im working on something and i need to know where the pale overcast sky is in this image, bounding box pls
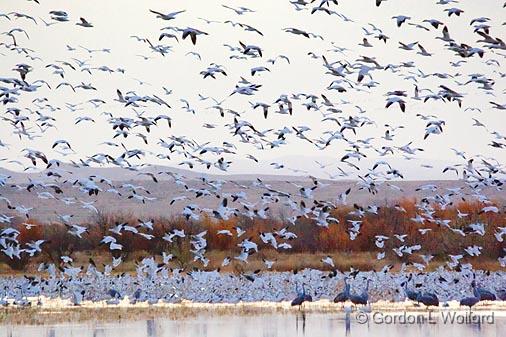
[1,0,505,180]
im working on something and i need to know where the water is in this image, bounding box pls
[0,312,504,337]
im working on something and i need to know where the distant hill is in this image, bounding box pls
[1,164,504,224]
[0,163,319,184]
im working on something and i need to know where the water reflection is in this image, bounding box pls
[345,311,351,335]
[93,326,106,337]
[0,312,504,337]
[146,319,156,337]
[295,311,306,334]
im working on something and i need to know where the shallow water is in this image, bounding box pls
[1,312,505,337]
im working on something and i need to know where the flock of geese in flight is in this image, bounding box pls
[0,0,506,308]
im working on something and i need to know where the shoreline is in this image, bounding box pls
[2,298,506,325]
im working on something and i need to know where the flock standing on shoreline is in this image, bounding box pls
[0,0,505,306]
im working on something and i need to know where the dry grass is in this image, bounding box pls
[3,300,506,325]
[0,305,290,325]
[1,199,504,274]
[1,250,503,276]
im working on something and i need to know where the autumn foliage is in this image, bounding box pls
[1,199,504,271]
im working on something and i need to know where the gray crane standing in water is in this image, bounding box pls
[401,274,420,303]
[291,283,312,309]
[349,278,371,307]
[460,282,481,312]
[334,276,350,305]
[498,289,506,301]
[416,291,439,308]
[471,279,496,301]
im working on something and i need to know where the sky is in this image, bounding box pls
[0,0,505,180]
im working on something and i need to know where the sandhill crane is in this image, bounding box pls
[416,292,439,309]
[349,278,371,307]
[472,278,496,301]
[460,282,481,312]
[497,289,506,301]
[333,277,350,305]
[402,274,420,302]
[291,283,312,309]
